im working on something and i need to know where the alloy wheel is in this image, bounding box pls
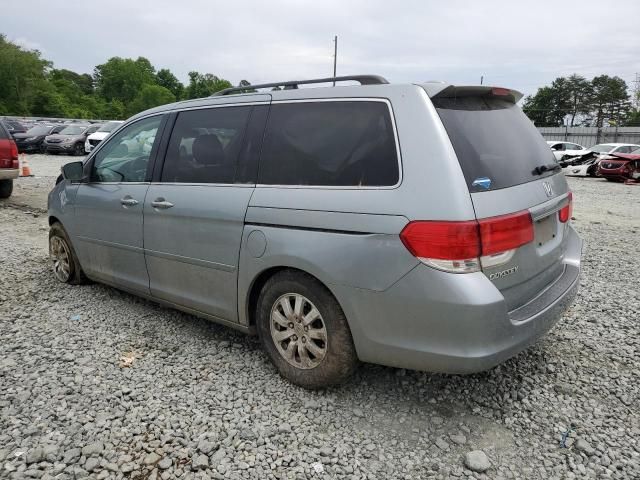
[269,293,327,369]
[50,236,71,282]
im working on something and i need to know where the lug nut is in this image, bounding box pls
[302,336,307,343]
[292,335,298,341]
[304,326,309,332]
[288,323,294,328]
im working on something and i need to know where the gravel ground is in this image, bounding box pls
[1,164,639,479]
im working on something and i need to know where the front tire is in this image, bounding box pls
[0,179,13,199]
[74,143,85,156]
[49,222,89,284]
[256,270,358,389]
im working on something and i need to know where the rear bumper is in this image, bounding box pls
[0,169,19,180]
[332,226,583,374]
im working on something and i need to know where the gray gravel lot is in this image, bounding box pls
[1,157,639,479]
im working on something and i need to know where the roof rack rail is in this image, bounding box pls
[213,75,389,96]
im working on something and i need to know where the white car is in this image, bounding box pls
[85,121,124,153]
[562,156,599,177]
[587,143,640,156]
[547,141,586,161]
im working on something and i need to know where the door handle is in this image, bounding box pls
[151,198,174,209]
[120,197,139,207]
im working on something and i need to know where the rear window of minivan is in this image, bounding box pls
[433,95,557,192]
[258,101,399,187]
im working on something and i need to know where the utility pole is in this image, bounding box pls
[333,36,338,86]
[633,72,640,109]
[480,75,483,85]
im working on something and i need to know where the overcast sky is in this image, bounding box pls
[2,0,639,97]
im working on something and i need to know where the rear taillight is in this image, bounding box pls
[10,140,19,168]
[400,210,533,273]
[558,192,573,223]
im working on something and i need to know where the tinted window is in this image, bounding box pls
[0,122,9,140]
[161,106,251,184]
[91,116,161,182]
[434,96,557,191]
[258,101,399,186]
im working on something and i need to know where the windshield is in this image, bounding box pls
[97,121,122,133]
[433,95,557,191]
[26,125,51,136]
[590,144,614,153]
[59,125,87,135]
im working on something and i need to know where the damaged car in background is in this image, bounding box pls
[597,147,640,182]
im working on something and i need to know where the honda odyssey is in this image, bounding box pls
[48,75,583,388]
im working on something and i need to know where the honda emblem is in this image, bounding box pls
[543,181,553,197]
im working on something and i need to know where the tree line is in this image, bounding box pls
[522,74,640,127]
[2,33,639,126]
[0,34,241,120]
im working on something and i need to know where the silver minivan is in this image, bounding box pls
[48,75,582,388]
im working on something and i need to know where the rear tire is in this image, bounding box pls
[49,222,89,285]
[256,270,358,389]
[0,179,13,199]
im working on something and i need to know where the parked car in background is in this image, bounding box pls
[547,141,585,161]
[44,124,100,155]
[1,118,27,137]
[49,75,582,388]
[13,124,66,153]
[597,147,640,182]
[589,143,640,156]
[85,121,124,153]
[0,121,19,198]
[562,154,600,177]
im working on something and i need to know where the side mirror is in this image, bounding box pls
[61,161,85,182]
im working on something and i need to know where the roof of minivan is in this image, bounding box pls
[128,80,523,122]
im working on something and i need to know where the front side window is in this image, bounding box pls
[91,115,161,183]
[161,106,251,184]
[258,101,399,187]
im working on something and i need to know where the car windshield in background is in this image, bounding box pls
[630,147,640,155]
[26,126,51,136]
[59,125,87,135]
[590,144,614,153]
[97,122,121,133]
[433,95,557,192]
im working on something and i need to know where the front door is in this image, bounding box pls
[73,115,164,293]
[144,104,268,321]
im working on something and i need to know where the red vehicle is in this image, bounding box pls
[0,121,20,198]
[597,148,640,182]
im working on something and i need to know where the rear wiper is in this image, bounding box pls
[532,163,561,175]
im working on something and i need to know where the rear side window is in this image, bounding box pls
[434,96,557,192]
[258,101,399,186]
[161,106,251,184]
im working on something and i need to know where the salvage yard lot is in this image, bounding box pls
[1,155,639,479]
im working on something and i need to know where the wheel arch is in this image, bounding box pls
[244,266,344,330]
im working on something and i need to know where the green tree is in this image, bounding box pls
[94,56,157,104]
[156,68,183,99]
[589,75,630,127]
[127,84,175,116]
[522,85,568,127]
[564,74,593,126]
[0,34,51,115]
[184,71,232,99]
